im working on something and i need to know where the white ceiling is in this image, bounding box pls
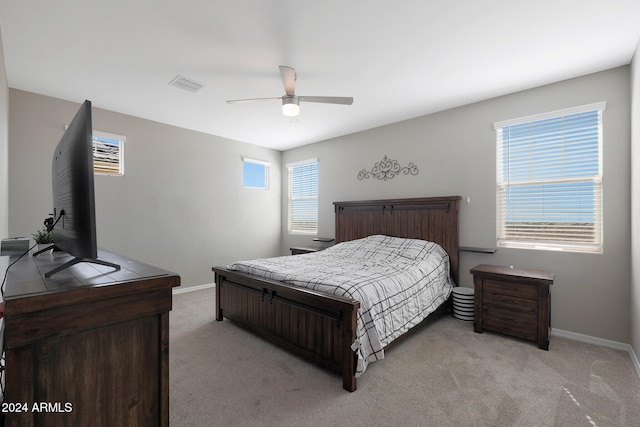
[1,1,639,151]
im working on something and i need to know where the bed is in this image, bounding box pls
[213,196,460,391]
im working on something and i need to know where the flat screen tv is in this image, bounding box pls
[33,100,120,277]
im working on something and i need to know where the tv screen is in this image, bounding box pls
[35,100,119,277]
[52,100,97,258]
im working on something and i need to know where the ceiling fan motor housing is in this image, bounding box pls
[282,95,300,116]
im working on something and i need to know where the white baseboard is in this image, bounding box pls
[552,328,640,379]
[173,282,215,295]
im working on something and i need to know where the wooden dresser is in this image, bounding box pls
[471,264,554,350]
[2,249,180,426]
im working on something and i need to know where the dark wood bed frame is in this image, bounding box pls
[213,196,461,391]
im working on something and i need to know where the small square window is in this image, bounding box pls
[93,130,125,176]
[243,158,269,190]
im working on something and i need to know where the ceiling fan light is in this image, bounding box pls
[282,97,300,117]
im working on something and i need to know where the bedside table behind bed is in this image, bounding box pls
[471,264,554,350]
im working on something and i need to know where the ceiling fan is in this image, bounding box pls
[226,65,353,117]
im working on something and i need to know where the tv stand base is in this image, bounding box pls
[44,257,121,278]
[33,245,121,277]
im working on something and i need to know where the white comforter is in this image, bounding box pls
[227,234,454,376]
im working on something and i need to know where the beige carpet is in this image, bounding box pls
[170,288,640,426]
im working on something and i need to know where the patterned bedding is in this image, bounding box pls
[227,234,454,376]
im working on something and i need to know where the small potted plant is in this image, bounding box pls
[32,226,54,247]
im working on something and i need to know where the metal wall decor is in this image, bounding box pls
[357,155,419,181]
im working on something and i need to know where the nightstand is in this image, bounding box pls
[290,246,324,255]
[471,264,554,350]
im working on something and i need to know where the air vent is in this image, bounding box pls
[169,75,205,93]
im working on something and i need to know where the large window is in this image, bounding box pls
[495,102,605,253]
[287,158,318,234]
[93,131,125,176]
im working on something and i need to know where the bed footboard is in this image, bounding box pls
[213,267,361,392]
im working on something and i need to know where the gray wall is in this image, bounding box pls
[283,67,631,344]
[0,27,8,282]
[631,43,640,362]
[8,90,282,287]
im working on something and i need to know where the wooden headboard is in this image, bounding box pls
[334,196,461,285]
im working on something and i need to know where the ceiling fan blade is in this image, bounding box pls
[279,65,296,96]
[299,96,353,105]
[226,97,281,104]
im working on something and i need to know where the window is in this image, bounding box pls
[287,158,318,234]
[93,131,125,176]
[243,158,269,189]
[495,102,605,253]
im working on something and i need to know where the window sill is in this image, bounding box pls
[497,241,602,254]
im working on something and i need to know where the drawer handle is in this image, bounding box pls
[499,316,518,324]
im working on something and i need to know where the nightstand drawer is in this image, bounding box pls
[483,292,538,313]
[484,279,538,299]
[483,306,537,341]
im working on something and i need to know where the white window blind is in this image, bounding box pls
[243,157,269,189]
[495,102,605,253]
[93,131,125,176]
[287,159,318,234]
